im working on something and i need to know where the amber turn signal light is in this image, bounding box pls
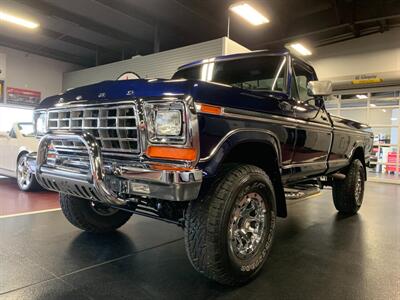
[146,146,197,161]
[198,103,222,115]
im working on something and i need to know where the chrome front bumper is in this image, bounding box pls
[31,132,202,205]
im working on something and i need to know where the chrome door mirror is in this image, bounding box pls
[307,81,332,96]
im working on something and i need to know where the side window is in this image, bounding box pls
[293,62,316,104]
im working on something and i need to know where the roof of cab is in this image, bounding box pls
[177,48,310,71]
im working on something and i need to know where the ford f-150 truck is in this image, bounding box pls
[30,50,373,285]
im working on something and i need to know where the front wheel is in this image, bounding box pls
[184,164,276,286]
[17,153,41,191]
[332,159,365,215]
[60,194,133,233]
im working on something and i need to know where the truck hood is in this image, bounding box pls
[37,78,287,111]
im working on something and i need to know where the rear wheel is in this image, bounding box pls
[16,153,41,191]
[60,194,133,233]
[332,159,365,214]
[184,164,276,286]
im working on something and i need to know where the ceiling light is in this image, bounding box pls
[0,11,39,29]
[391,117,398,121]
[370,103,376,107]
[229,2,269,26]
[289,43,312,56]
[356,94,368,99]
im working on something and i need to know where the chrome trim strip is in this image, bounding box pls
[281,159,349,170]
[333,126,369,135]
[209,105,368,134]
[222,107,298,128]
[282,161,327,169]
[213,106,333,132]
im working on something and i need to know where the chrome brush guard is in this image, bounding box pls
[35,132,202,205]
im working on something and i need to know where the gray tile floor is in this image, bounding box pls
[1,182,399,299]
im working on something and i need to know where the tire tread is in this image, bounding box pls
[60,194,132,233]
[184,164,274,285]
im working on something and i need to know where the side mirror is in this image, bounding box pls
[307,81,332,96]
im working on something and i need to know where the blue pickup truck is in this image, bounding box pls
[31,49,373,285]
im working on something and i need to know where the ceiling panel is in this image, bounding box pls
[0,0,398,66]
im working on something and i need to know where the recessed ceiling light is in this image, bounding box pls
[0,11,39,29]
[289,43,312,56]
[356,94,368,99]
[229,2,269,26]
[370,103,376,107]
[391,117,398,121]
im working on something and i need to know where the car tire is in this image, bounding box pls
[16,153,41,192]
[184,164,276,286]
[332,159,365,215]
[60,193,133,233]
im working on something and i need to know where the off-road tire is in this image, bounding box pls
[184,164,276,286]
[60,194,133,233]
[332,159,365,214]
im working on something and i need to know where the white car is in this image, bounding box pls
[0,122,41,191]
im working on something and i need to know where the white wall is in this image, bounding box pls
[0,46,80,101]
[63,37,250,90]
[0,46,80,130]
[223,38,251,55]
[310,28,400,81]
[63,30,400,92]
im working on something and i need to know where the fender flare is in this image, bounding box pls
[199,128,282,166]
[348,142,367,178]
[198,128,287,217]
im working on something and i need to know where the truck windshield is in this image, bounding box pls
[172,55,287,92]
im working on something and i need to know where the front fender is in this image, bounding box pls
[198,128,281,177]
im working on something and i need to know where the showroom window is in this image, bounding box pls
[327,88,400,181]
[0,106,34,132]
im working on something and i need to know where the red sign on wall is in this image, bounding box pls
[6,87,41,107]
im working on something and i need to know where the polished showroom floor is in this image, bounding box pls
[0,177,59,216]
[0,180,399,299]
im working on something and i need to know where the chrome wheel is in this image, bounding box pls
[354,170,363,206]
[90,201,119,216]
[228,192,267,260]
[17,155,32,190]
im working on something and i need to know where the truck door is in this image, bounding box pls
[289,60,333,180]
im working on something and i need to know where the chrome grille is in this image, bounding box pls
[47,104,140,155]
